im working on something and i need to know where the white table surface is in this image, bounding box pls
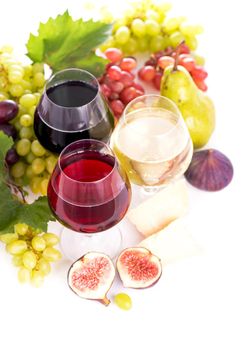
[0,1,244,349]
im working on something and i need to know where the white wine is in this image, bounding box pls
[111,107,193,187]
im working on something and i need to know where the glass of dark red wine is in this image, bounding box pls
[34,68,114,154]
[47,139,131,260]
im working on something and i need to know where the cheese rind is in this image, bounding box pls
[128,179,189,236]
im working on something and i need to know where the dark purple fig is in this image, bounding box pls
[0,100,19,123]
[185,149,233,191]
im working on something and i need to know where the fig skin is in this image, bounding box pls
[117,247,162,289]
[185,148,233,191]
[67,252,115,306]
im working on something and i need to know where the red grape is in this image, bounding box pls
[5,148,19,166]
[108,65,122,81]
[105,48,123,63]
[119,57,137,71]
[191,66,208,80]
[193,78,208,92]
[132,82,145,93]
[135,90,144,98]
[144,57,157,67]
[153,72,162,90]
[0,123,17,139]
[138,66,156,81]
[0,100,19,124]
[109,92,119,101]
[109,81,124,93]
[178,44,190,54]
[158,56,174,69]
[120,87,137,104]
[110,100,125,115]
[120,71,134,87]
[100,83,112,97]
[179,54,195,72]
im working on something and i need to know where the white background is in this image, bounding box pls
[0,1,245,349]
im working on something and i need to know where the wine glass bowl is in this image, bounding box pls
[47,139,131,234]
[110,94,193,191]
[34,68,114,153]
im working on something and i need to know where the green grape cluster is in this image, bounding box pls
[0,46,58,195]
[100,0,203,54]
[0,223,62,287]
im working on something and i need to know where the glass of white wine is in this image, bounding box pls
[110,94,193,194]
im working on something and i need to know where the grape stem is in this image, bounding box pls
[173,41,185,71]
[6,180,27,203]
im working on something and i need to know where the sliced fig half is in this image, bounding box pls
[67,252,115,305]
[117,247,162,288]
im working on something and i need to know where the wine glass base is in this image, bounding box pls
[60,226,123,262]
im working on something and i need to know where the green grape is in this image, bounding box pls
[23,65,33,77]
[122,37,138,54]
[115,26,130,44]
[30,176,42,194]
[17,104,27,117]
[31,158,45,175]
[21,80,32,91]
[42,233,60,246]
[146,9,160,22]
[149,35,165,52]
[131,19,146,37]
[16,138,31,156]
[114,293,132,310]
[14,223,29,235]
[40,178,49,196]
[31,140,46,157]
[0,44,13,53]
[43,247,62,262]
[12,255,23,267]
[192,53,205,66]
[6,240,27,255]
[25,151,35,164]
[22,250,37,270]
[28,105,36,117]
[32,236,46,252]
[8,71,23,84]
[37,258,51,276]
[0,232,18,244]
[154,2,172,13]
[19,126,33,139]
[45,155,57,174]
[32,63,44,74]
[18,267,31,283]
[8,64,24,75]
[33,92,41,103]
[20,114,33,127]
[33,72,45,88]
[31,270,44,287]
[9,84,24,97]
[145,19,160,36]
[0,92,8,101]
[14,120,22,132]
[180,24,203,36]
[185,35,198,50]
[137,38,150,52]
[169,31,185,47]
[25,165,34,179]
[19,93,36,108]
[10,161,26,178]
[113,18,127,32]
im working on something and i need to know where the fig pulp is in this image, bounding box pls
[117,247,162,288]
[67,252,115,305]
[185,149,233,191]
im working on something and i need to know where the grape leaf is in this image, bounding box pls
[0,132,55,235]
[26,10,111,77]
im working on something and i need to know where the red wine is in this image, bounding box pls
[34,80,114,153]
[48,151,131,233]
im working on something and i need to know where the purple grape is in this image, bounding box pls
[0,100,19,124]
[5,148,19,166]
[0,123,17,139]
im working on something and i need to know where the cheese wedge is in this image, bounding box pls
[139,218,203,264]
[128,179,189,236]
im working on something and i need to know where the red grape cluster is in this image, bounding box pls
[100,48,145,119]
[138,44,208,91]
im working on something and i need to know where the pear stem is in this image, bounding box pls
[173,41,185,71]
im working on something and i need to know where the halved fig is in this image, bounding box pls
[117,247,162,288]
[67,252,115,305]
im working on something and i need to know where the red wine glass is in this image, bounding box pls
[47,139,131,260]
[34,68,114,154]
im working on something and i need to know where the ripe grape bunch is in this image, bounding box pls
[100,48,145,118]
[100,0,203,54]
[139,44,208,91]
[0,223,61,287]
[0,46,57,195]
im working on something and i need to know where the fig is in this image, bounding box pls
[67,252,115,306]
[117,247,162,288]
[185,149,233,191]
